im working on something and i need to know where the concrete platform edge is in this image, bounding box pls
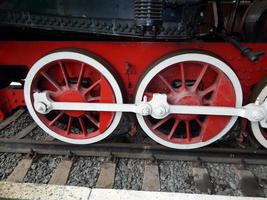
[0,181,265,200]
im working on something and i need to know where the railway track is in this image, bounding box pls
[1,138,267,165]
[0,108,267,164]
[0,109,267,197]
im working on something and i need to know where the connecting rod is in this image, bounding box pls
[33,92,267,126]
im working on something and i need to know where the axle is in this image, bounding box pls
[33,92,267,126]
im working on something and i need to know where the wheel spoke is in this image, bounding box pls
[158,75,176,94]
[78,117,87,135]
[199,83,216,97]
[66,116,73,134]
[58,61,69,88]
[180,63,186,89]
[85,113,99,127]
[168,119,179,140]
[152,115,172,130]
[203,99,211,105]
[49,111,64,126]
[210,73,223,102]
[41,72,62,91]
[185,121,191,142]
[195,118,202,127]
[191,64,208,91]
[88,96,101,102]
[199,71,222,97]
[84,79,101,94]
[195,118,204,138]
[77,63,85,89]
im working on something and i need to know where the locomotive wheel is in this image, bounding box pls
[135,53,242,149]
[24,51,122,144]
[251,78,267,148]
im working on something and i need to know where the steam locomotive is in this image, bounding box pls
[0,0,267,149]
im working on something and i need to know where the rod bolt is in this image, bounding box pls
[154,106,168,118]
[35,102,47,114]
[137,102,152,116]
[251,109,265,121]
[142,107,151,116]
[255,98,261,106]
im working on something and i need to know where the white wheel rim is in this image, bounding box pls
[135,53,243,149]
[24,51,122,144]
[251,85,267,148]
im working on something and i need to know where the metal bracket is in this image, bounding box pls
[33,91,267,125]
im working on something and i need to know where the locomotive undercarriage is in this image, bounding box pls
[0,42,266,150]
[0,0,267,149]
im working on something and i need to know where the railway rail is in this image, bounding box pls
[1,139,267,165]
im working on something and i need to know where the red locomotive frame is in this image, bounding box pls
[1,41,266,105]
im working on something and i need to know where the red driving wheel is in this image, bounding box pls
[135,53,242,149]
[25,51,122,144]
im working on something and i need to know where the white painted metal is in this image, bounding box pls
[33,92,150,115]
[135,53,243,149]
[251,85,267,148]
[34,91,267,122]
[24,51,123,145]
[1,182,266,200]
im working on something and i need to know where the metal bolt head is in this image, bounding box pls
[35,102,47,114]
[154,106,167,117]
[142,107,151,115]
[137,102,152,116]
[255,98,261,106]
[252,109,265,121]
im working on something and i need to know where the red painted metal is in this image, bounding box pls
[142,61,236,144]
[30,59,116,139]
[0,89,24,121]
[0,41,266,123]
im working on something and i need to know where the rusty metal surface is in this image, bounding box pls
[0,138,266,164]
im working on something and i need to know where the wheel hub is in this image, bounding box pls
[169,92,202,121]
[169,92,202,105]
[52,87,87,117]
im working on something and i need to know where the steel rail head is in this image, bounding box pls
[0,138,267,165]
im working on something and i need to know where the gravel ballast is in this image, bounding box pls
[0,112,34,137]
[67,157,104,187]
[23,155,62,184]
[114,159,145,190]
[0,153,23,181]
[26,127,50,140]
[159,160,196,193]
[205,163,242,196]
[246,164,267,197]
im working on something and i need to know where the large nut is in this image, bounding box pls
[251,109,265,121]
[137,102,152,116]
[34,102,47,114]
[152,105,169,119]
